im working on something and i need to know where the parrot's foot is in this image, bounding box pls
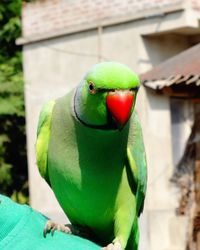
[102,240,122,250]
[43,220,92,239]
[43,220,72,237]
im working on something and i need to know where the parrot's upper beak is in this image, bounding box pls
[106,90,134,129]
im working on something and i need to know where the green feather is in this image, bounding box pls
[127,111,147,215]
[36,100,55,184]
[86,62,140,90]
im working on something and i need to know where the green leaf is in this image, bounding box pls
[0,0,28,203]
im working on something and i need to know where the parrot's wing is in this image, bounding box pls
[126,111,147,216]
[36,100,55,185]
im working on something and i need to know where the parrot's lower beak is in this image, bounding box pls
[106,90,134,129]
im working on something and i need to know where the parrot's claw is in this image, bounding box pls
[43,220,92,239]
[102,240,123,250]
[43,220,72,237]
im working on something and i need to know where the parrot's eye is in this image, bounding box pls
[88,81,97,94]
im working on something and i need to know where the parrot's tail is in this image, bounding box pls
[125,219,139,250]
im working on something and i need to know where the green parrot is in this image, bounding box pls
[36,62,147,250]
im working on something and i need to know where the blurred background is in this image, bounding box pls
[1,0,200,249]
[0,0,28,203]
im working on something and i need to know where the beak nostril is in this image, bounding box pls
[108,89,116,95]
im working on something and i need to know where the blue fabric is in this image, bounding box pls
[0,195,100,249]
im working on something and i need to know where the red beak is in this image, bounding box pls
[106,90,134,128]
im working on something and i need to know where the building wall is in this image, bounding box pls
[192,0,200,10]
[22,0,185,39]
[21,1,200,249]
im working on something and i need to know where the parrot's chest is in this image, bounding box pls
[48,120,129,228]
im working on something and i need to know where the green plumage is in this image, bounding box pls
[36,62,147,250]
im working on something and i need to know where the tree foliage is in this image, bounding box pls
[0,0,28,203]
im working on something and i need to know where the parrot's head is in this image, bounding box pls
[74,62,140,130]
